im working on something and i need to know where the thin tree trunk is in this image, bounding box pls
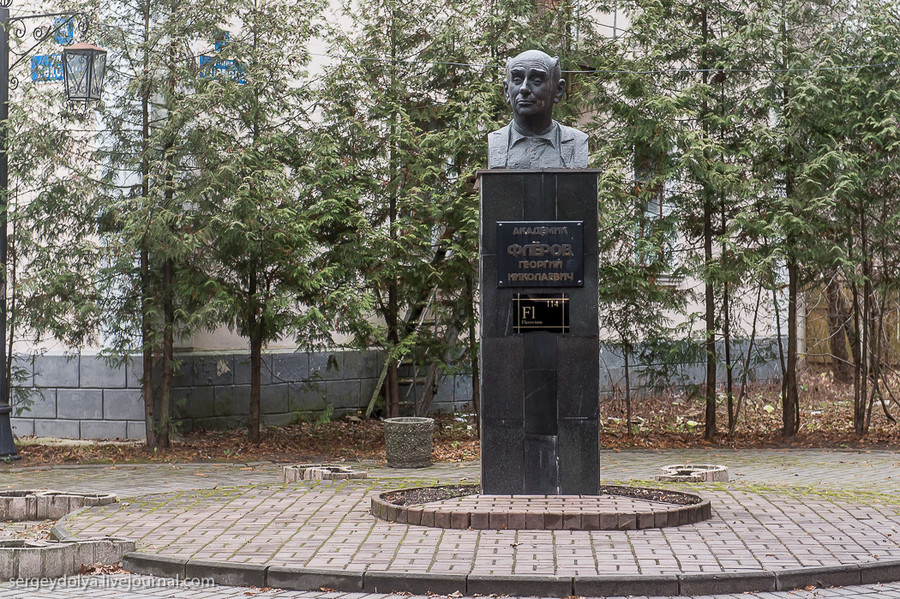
[248,274,262,443]
[156,12,181,449]
[723,281,734,433]
[784,255,800,436]
[624,347,633,436]
[854,194,870,435]
[384,6,401,420]
[731,282,763,436]
[464,274,480,431]
[774,285,786,378]
[158,257,174,448]
[140,2,157,449]
[825,276,852,383]
[780,0,800,438]
[141,247,156,448]
[5,208,15,403]
[700,5,716,441]
[249,335,262,442]
[858,264,871,436]
[386,359,400,418]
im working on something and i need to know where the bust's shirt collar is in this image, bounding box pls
[510,120,560,149]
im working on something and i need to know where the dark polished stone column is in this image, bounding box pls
[479,170,599,495]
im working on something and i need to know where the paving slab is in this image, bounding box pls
[2,449,900,598]
[56,476,900,595]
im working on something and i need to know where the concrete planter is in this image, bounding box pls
[0,537,134,579]
[283,464,368,482]
[384,417,434,468]
[0,490,117,521]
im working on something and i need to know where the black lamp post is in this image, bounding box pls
[0,3,106,460]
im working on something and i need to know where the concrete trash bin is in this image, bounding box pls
[384,417,434,468]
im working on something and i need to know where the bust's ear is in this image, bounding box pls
[554,78,566,104]
[503,79,511,105]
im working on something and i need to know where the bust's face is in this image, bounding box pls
[504,54,564,121]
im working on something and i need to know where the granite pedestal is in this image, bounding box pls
[479,170,599,495]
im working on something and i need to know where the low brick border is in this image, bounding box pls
[117,552,900,597]
[370,484,712,530]
[0,490,117,521]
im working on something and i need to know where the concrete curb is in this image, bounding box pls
[51,506,90,541]
[372,484,712,530]
[120,552,900,597]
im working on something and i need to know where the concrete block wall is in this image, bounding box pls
[9,350,474,440]
[9,342,781,441]
[597,339,783,399]
[10,355,145,441]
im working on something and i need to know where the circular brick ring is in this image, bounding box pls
[371,484,711,530]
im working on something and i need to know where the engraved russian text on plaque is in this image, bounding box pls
[497,221,584,287]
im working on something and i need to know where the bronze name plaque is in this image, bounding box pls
[497,221,584,287]
[513,293,570,334]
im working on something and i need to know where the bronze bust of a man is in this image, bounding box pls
[488,50,588,169]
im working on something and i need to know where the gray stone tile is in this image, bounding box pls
[34,419,80,439]
[359,378,378,408]
[9,417,33,437]
[126,420,147,441]
[10,354,33,387]
[125,355,143,389]
[79,355,127,388]
[260,383,290,414]
[167,355,192,387]
[174,386,215,420]
[271,352,310,383]
[33,355,79,388]
[57,389,103,419]
[262,412,295,427]
[12,387,55,418]
[104,389,144,420]
[433,373,455,406]
[214,385,250,416]
[287,382,326,413]
[310,352,342,381]
[341,350,382,379]
[234,354,273,385]
[80,420,128,440]
[193,355,234,386]
[325,380,363,410]
[454,375,473,403]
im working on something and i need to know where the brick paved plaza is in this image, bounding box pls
[0,449,899,598]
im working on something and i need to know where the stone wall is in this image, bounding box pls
[598,339,784,399]
[9,350,473,440]
[10,355,145,440]
[8,341,781,441]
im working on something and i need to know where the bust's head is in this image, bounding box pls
[503,50,566,134]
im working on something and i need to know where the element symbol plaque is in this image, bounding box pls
[513,293,570,334]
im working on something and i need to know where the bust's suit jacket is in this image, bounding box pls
[488,121,589,169]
